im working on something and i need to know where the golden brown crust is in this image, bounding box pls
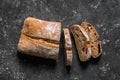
[22,17,61,42]
[63,28,72,66]
[17,17,61,60]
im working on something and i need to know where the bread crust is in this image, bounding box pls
[63,28,72,66]
[17,17,61,60]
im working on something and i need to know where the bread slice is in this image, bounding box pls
[71,22,102,61]
[71,25,92,61]
[63,28,72,66]
[17,17,61,60]
[81,22,102,58]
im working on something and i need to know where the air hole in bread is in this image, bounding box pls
[98,44,101,53]
[94,33,96,35]
[76,34,79,37]
[76,29,79,31]
[91,42,94,44]
[82,39,85,41]
[93,47,95,49]
[82,47,85,51]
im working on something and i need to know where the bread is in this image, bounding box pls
[71,22,102,61]
[63,28,72,66]
[81,22,102,58]
[17,17,61,60]
[71,25,91,61]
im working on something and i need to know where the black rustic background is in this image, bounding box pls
[0,0,120,80]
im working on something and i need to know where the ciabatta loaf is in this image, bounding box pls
[17,17,61,60]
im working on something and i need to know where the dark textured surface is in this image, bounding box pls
[0,0,120,80]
